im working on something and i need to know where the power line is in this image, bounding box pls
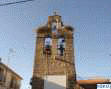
[0,0,34,6]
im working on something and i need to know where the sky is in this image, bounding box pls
[0,0,111,89]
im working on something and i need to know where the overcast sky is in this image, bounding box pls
[0,0,111,89]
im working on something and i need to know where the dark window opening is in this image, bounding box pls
[52,22,57,34]
[44,35,52,55]
[10,76,19,89]
[0,67,5,82]
[58,37,65,56]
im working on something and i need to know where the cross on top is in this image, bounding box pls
[53,11,59,16]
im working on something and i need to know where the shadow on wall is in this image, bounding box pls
[44,79,65,89]
[31,76,66,89]
[44,75,66,89]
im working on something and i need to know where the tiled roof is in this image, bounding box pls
[77,79,110,85]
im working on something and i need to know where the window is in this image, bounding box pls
[0,67,4,82]
[10,76,18,89]
[58,37,65,56]
[44,35,52,55]
[45,36,52,48]
[51,22,57,33]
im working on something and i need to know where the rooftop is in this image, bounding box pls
[0,62,23,80]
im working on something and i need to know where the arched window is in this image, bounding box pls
[45,36,52,47]
[58,37,65,56]
[44,35,52,55]
[51,22,57,33]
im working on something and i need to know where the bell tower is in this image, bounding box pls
[31,13,77,89]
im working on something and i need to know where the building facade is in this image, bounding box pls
[0,61,22,89]
[77,79,111,89]
[31,13,77,89]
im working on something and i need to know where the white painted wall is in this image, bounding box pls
[97,84,111,89]
[44,75,66,89]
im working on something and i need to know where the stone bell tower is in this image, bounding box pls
[31,13,77,89]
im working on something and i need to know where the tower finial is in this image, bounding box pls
[53,11,57,16]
